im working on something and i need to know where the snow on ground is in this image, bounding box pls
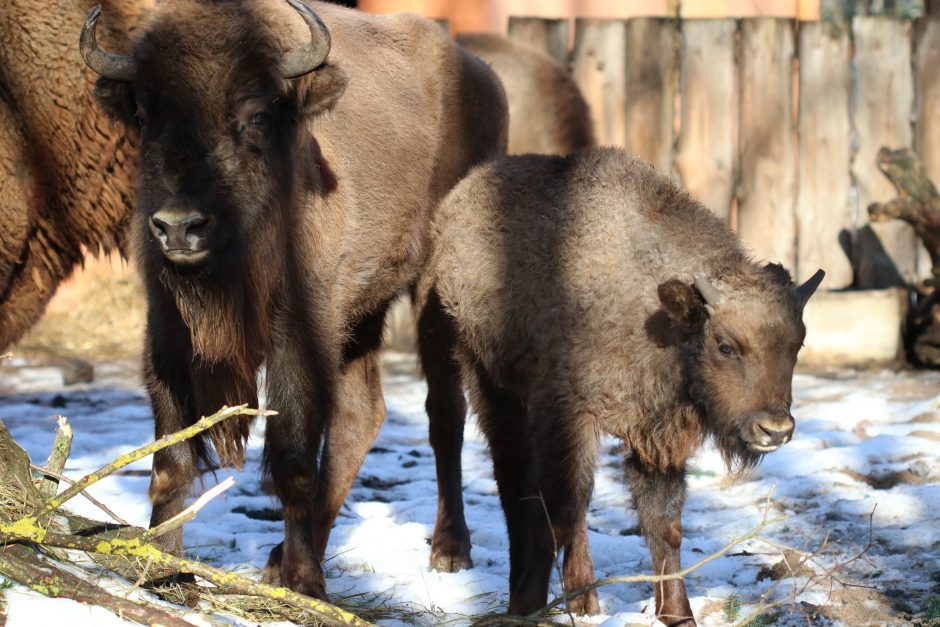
[1,354,939,625]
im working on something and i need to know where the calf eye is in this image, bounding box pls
[716,338,736,357]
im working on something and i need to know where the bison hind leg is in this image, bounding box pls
[417,286,473,572]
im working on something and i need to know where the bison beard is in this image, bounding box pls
[81,0,508,600]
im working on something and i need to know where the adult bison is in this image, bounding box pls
[80,0,507,598]
[0,0,141,352]
[423,147,824,624]
[456,33,594,155]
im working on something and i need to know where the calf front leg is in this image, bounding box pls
[626,457,695,627]
[563,519,600,615]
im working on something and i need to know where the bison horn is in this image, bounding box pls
[80,5,137,81]
[796,269,825,307]
[693,274,723,307]
[280,0,332,78]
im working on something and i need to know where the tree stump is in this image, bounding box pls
[869,146,940,366]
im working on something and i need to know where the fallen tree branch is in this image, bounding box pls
[142,476,235,542]
[29,465,130,527]
[532,514,789,619]
[0,525,371,627]
[37,404,272,517]
[0,543,194,627]
[39,417,72,499]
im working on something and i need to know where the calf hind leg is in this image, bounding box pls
[469,365,542,610]
[417,287,472,572]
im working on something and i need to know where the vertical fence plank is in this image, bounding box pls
[796,21,854,287]
[914,19,940,279]
[853,17,917,288]
[507,16,570,65]
[675,19,737,222]
[737,18,796,270]
[623,18,678,175]
[915,20,940,196]
[571,19,628,147]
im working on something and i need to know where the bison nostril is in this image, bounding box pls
[756,420,793,446]
[149,210,211,251]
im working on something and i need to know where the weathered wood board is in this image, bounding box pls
[675,19,737,222]
[571,19,627,147]
[507,16,570,66]
[737,18,796,270]
[795,21,853,287]
[853,17,917,288]
[623,18,677,175]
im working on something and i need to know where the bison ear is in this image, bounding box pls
[93,77,137,126]
[657,279,706,326]
[293,63,348,118]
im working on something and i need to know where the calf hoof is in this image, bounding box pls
[566,588,600,615]
[429,532,473,572]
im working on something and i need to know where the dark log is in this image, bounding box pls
[868,146,940,273]
[0,544,194,627]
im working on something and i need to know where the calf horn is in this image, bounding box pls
[796,269,825,307]
[280,0,331,78]
[693,274,723,307]
[79,5,137,81]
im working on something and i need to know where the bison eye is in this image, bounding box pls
[249,112,270,128]
[716,338,736,357]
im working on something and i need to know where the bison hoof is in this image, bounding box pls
[429,533,473,572]
[263,541,328,599]
[566,588,600,615]
[261,543,283,585]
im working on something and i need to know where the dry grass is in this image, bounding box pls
[13,252,146,363]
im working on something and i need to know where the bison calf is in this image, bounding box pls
[423,147,823,624]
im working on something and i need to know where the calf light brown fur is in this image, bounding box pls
[424,147,823,624]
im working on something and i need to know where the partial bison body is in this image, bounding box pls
[457,33,594,155]
[81,0,507,598]
[0,0,141,351]
[425,147,823,624]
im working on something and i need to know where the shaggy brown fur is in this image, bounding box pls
[423,147,823,624]
[0,0,141,351]
[457,33,594,155]
[87,0,507,599]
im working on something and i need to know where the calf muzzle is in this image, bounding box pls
[744,411,794,453]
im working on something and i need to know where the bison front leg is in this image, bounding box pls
[626,457,695,627]
[416,287,472,572]
[262,325,335,599]
[144,307,200,554]
[563,519,600,615]
[310,311,388,566]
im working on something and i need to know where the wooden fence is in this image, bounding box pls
[506,15,940,289]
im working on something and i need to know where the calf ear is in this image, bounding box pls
[92,78,137,127]
[658,279,706,326]
[293,63,348,118]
